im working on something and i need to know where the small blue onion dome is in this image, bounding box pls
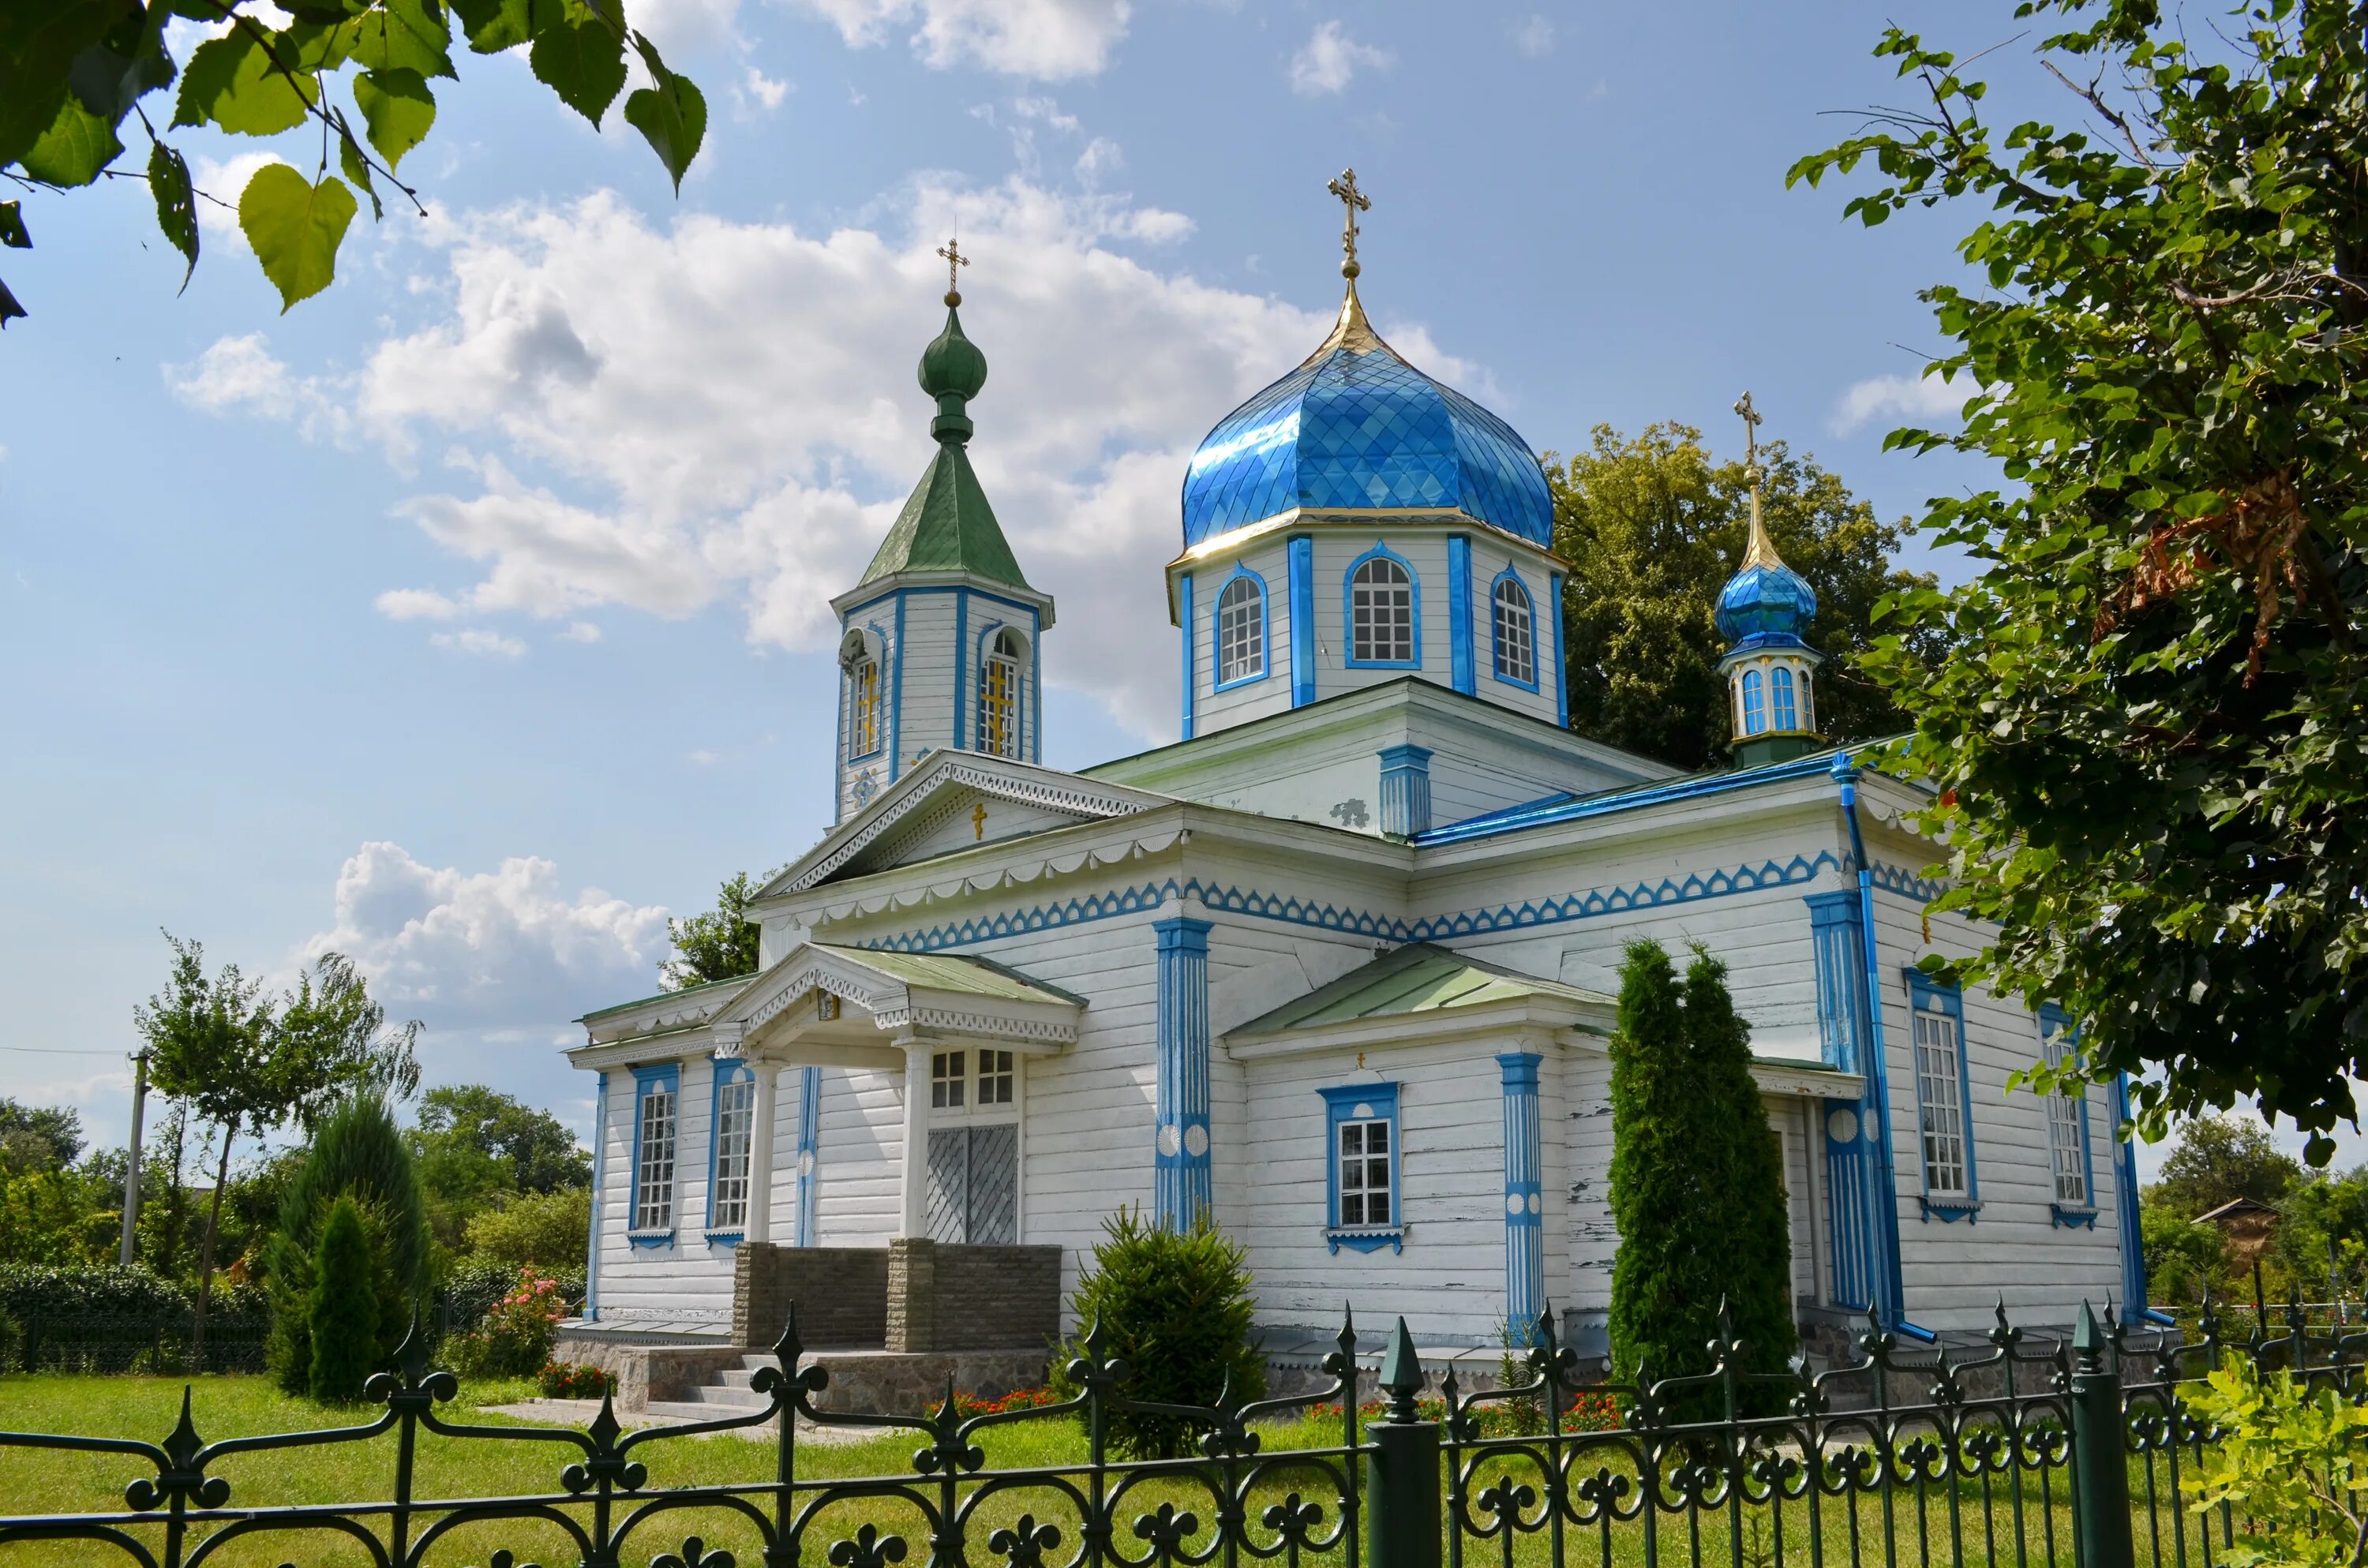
[1179,286,1554,549]
[1714,556,1819,645]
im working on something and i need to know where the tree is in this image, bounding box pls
[410,1084,589,1253]
[2152,1116,2303,1219]
[0,1100,84,1172]
[306,1194,378,1404]
[462,1187,591,1268]
[1548,424,1943,772]
[1792,2,2368,1157]
[0,0,706,325]
[264,1092,429,1394]
[1607,940,1795,1419]
[662,870,777,990]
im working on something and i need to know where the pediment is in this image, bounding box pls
[770,751,1172,894]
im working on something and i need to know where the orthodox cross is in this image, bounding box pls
[1735,391,1777,566]
[1327,169,1370,279]
[971,800,988,840]
[938,238,969,303]
[1733,391,1763,476]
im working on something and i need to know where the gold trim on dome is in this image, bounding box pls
[1301,280,1391,365]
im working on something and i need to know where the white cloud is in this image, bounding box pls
[305,841,671,1035]
[431,627,528,657]
[191,152,286,237]
[1289,20,1392,96]
[688,749,721,765]
[201,178,1488,737]
[164,332,350,441]
[798,0,1130,79]
[1830,370,1988,435]
[1510,14,1555,57]
[560,620,603,642]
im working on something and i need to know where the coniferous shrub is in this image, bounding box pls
[1606,939,1797,1422]
[1051,1207,1264,1458]
[308,1196,379,1403]
[265,1095,429,1394]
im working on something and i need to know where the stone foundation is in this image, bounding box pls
[551,1334,746,1412]
[804,1347,1050,1415]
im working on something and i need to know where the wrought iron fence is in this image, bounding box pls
[11,1310,270,1376]
[0,1290,2357,1568]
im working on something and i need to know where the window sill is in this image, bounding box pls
[1212,668,1270,694]
[1325,1226,1406,1256]
[1343,658,1422,672]
[1918,1197,1981,1224]
[627,1229,676,1249]
[703,1229,745,1246]
[2049,1204,2099,1229]
[1490,670,1541,694]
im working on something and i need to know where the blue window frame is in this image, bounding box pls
[841,627,884,763]
[2039,1005,2097,1226]
[1343,542,1422,669]
[1740,668,1767,735]
[629,1063,680,1246]
[1212,566,1270,690]
[1317,1082,1404,1253]
[1904,970,1980,1221]
[975,623,1025,759]
[1489,567,1538,690]
[706,1059,755,1244]
[1771,665,1798,731]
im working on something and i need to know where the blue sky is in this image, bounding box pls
[0,0,2264,1177]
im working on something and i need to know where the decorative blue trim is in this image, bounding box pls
[835,582,1045,622]
[628,1062,680,1249]
[1804,889,1892,1315]
[1287,536,1316,707]
[1318,1082,1403,1253]
[1417,747,1847,846]
[2113,1071,2149,1309]
[2051,1205,2100,1229]
[1154,917,1214,1232]
[1804,892,1868,1073]
[584,1070,607,1320]
[706,1057,752,1237]
[888,593,907,785]
[856,851,1849,956]
[1870,863,1950,901]
[1548,571,1568,728]
[1377,744,1433,838]
[1029,606,1043,765]
[952,591,970,754]
[1834,754,1909,1331]
[1488,566,1541,692]
[1905,967,1980,1215]
[1178,574,1195,740]
[1497,1052,1545,1345]
[795,1065,822,1247]
[1447,536,1475,696]
[2039,1004,2099,1231]
[1919,1196,1981,1223]
[1342,540,1422,670]
[1209,564,1272,693]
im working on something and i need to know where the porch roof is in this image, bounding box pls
[1229,942,1613,1039]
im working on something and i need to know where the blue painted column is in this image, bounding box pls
[1155,916,1215,1229]
[1548,571,1568,728]
[795,1065,822,1246]
[1827,753,1911,1330]
[1288,535,1316,708]
[1378,745,1433,837]
[1805,889,1888,1313]
[584,1070,607,1321]
[1447,536,1476,695]
[888,593,907,783]
[1498,1051,1546,1345]
[952,590,970,751]
[1178,574,1196,741]
[2112,1072,2148,1310]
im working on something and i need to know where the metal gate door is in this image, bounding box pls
[924,1125,1018,1243]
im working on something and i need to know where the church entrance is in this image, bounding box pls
[927,1124,1018,1244]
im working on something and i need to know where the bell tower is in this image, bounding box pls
[1717,394,1823,769]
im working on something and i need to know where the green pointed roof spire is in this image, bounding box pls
[857,242,1032,593]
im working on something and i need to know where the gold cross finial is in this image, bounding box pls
[1733,391,1763,475]
[1733,391,1782,571]
[1327,168,1371,280]
[937,238,969,305]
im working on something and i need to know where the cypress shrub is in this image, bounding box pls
[1606,940,1796,1422]
[308,1196,378,1403]
[265,1095,429,1394]
[1051,1207,1263,1458]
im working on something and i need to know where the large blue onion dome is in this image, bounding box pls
[1714,510,1818,646]
[1178,285,1555,549]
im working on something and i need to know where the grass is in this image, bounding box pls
[0,1375,2220,1568]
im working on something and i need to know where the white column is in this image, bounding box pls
[746,1061,777,1243]
[897,1037,931,1239]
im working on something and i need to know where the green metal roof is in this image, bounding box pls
[577,971,753,1024]
[822,944,1086,1007]
[858,441,1030,591]
[1231,943,1611,1037]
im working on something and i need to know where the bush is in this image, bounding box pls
[445,1267,567,1380]
[265,1095,430,1395]
[463,1188,590,1268]
[1051,1207,1263,1458]
[440,1256,584,1339]
[2188,1361,2368,1568]
[308,1196,379,1403]
[0,1263,189,1323]
[538,1360,616,1399]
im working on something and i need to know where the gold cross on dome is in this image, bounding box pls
[937,238,970,303]
[1327,169,1371,279]
[1733,391,1763,474]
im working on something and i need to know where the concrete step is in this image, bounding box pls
[688,1383,773,1409]
[643,1400,769,1422]
[719,1368,759,1389]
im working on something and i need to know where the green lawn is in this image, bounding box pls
[0,1375,2216,1568]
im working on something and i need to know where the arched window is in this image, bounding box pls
[1740,668,1766,735]
[976,627,1024,758]
[1348,553,1415,664]
[1771,665,1799,731]
[1492,574,1535,686]
[841,631,881,760]
[1216,573,1265,686]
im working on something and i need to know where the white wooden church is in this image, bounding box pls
[564,184,2150,1372]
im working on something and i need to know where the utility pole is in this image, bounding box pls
[118,1050,148,1267]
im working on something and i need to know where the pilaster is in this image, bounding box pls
[1378,745,1433,838]
[1154,915,1215,1230]
[1497,1051,1545,1345]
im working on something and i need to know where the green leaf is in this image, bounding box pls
[336,110,384,219]
[0,0,127,168]
[0,273,24,327]
[174,29,317,136]
[530,9,627,125]
[18,95,125,187]
[238,162,357,312]
[350,0,455,80]
[0,202,28,249]
[148,137,199,290]
[353,67,435,168]
[622,31,702,193]
[449,0,534,53]
[66,39,177,126]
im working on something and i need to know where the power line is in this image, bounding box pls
[0,1046,132,1057]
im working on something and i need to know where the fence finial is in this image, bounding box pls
[2072,1299,2104,1373]
[1377,1316,1422,1424]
